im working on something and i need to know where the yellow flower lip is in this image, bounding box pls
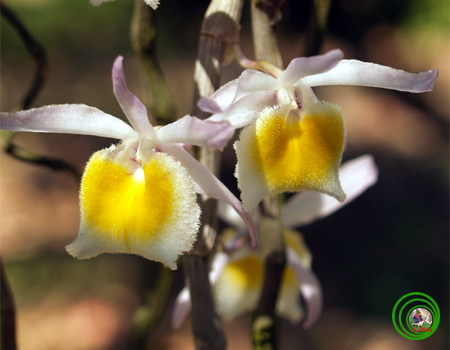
[235,102,346,211]
[66,142,201,270]
[0,55,259,265]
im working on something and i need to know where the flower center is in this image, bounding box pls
[276,86,301,110]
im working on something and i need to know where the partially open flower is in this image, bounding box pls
[199,49,437,211]
[213,230,314,325]
[0,56,256,269]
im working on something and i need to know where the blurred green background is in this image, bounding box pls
[1,0,448,349]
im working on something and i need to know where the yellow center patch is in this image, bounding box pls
[81,150,176,249]
[235,102,346,210]
[254,104,344,192]
[223,255,264,291]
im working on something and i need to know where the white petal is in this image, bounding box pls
[199,69,279,115]
[144,0,160,10]
[112,56,156,137]
[161,143,258,245]
[208,91,278,128]
[198,79,240,113]
[279,49,344,85]
[282,155,378,228]
[0,104,136,140]
[286,246,323,328]
[156,115,234,150]
[217,201,247,230]
[232,69,280,101]
[301,60,438,92]
[210,251,230,283]
[171,287,191,329]
[276,266,304,323]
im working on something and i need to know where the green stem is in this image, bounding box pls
[250,2,286,349]
[129,265,174,349]
[130,0,177,126]
[303,0,332,57]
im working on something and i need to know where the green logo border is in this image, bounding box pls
[392,292,440,340]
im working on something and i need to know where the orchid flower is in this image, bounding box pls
[199,49,437,211]
[171,155,378,327]
[90,0,160,10]
[0,56,257,270]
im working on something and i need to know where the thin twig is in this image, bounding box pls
[1,257,17,350]
[1,3,80,182]
[0,2,47,110]
[185,1,244,349]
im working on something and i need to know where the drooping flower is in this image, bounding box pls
[199,49,437,211]
[171,155,378,327]
[90,0,160,10]
[0,56,256,270]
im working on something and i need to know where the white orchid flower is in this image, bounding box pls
[199,49,437,211]
[90,0,160,10]
[0,56,257,270]
[171,155,378,327]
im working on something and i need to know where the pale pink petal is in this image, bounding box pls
[199,70,279,115]
[217,201,247,230]
[210,251,230,283]
[171,287,191,329]
[0,104,136,140]
[233,69,280,102]
[112,56,156,137]
[286,246,323,329]
[156,115,234,150]
[198,79,240,113]
[208,91,278,128]
[282,155,378,228]
[301,60,438,92]
[279,49,344,85]
[160,143,258,245]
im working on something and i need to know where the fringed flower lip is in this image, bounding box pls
[0,55,257,269]
[171,155,378,327]
[198,49,436,211]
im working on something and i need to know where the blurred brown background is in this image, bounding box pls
[1,0,448,349]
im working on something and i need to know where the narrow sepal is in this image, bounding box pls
[0,104,136,140]
[301,60,438,93]
[112,56,156,137]
[156,115,234,150]
[161,143,258,245]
